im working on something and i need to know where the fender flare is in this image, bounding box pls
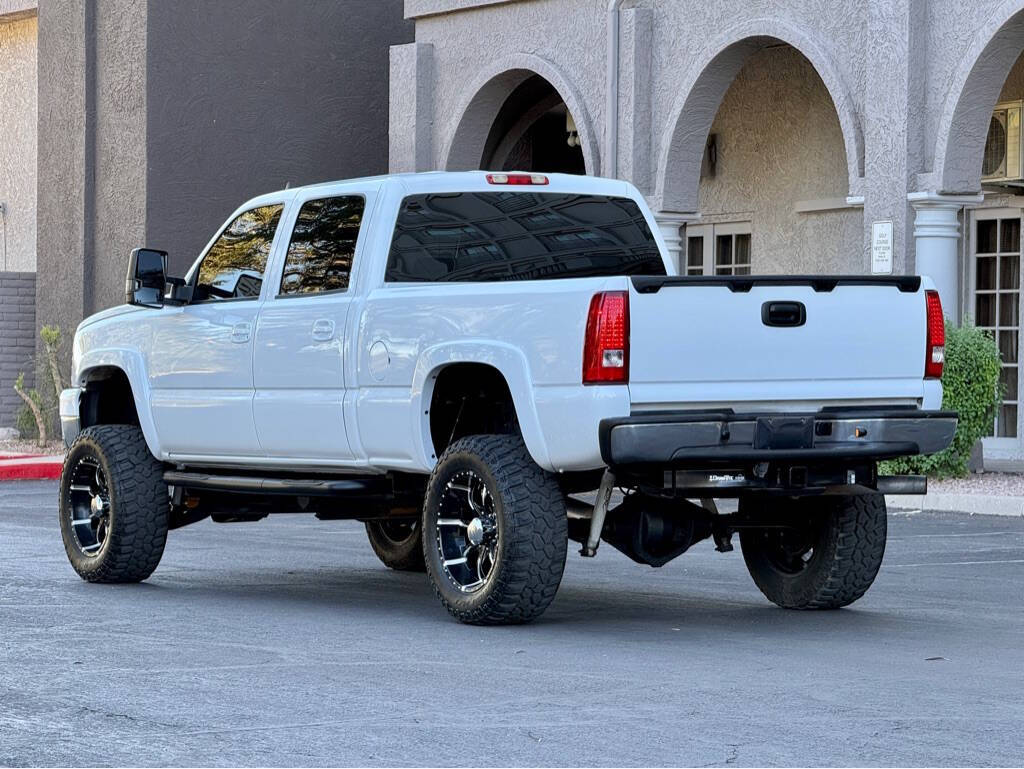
[75,348,162,459]
[410,341,554,472]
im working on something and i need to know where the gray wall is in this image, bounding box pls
[37,0,412,342]
[146,0,413,276]
[0,271,35,427]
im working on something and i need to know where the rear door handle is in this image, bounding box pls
[311,318,335,342]
[230,322,251,343]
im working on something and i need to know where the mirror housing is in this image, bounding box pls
[125,248,168,307]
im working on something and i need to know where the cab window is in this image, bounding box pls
[279,196,365,296]
[194,204,284,300]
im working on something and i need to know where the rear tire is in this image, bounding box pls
[59,425,169,583]
[739,493,886,609]
[422,434,567,625]
[365,520,426,572]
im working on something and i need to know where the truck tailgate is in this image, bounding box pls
[628,276,928,410]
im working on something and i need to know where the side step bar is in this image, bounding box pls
[163,470,391,497]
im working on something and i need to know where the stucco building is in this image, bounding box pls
[389,0,1024,468]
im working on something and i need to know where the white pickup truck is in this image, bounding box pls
[58,171,956,624]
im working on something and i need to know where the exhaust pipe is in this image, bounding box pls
[876,475,927,495]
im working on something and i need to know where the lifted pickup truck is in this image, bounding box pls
[59,171,956,624]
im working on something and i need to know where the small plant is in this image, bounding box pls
[13,372,47,446]
[881,319,1003,478]
[11,325,65,447]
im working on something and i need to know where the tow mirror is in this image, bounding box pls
[125,248,167,307]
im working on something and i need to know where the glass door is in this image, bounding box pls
[969,208,1021,448]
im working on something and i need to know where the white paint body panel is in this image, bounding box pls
[67,172,941,473]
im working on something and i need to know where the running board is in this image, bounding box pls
[163,470,391,497]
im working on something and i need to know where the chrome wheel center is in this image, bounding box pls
[466,517,485,546]
[436,470,499,593]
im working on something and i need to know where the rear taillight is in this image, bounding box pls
[925,290,945,379]
[583,291,629,384]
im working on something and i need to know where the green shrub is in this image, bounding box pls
[881,320,1002,478]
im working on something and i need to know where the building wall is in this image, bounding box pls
[697,45,862,274]
[146,0,413,277]
[0,271,35,427]
[0,14,36,274]
[37,0,413,347]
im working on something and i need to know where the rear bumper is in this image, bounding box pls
[599,409,958,466]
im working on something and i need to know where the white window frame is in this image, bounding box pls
[968,206,1022,451]
[684,221,752,275]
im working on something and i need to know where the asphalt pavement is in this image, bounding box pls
[2,480,1023,767]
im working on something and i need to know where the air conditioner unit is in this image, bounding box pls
[982,100,1022,183]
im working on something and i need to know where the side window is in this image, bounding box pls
[195,204,284,300]
[279,196,366,295]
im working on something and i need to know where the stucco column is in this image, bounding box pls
[908,193,983,320]
[655,212,698,273]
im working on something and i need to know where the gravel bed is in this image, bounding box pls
[929,472,1024,497]
[0,439,64,457]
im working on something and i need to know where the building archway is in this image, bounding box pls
[443,53,599,175]
[933,0,1024,193]
[655,20,862,214]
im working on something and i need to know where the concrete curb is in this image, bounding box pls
[887,493,1024,517]
[0,455,63,481]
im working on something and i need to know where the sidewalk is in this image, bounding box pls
[886,473,1024,517]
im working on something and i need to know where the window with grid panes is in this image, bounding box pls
[974,217,1020,437]
[715,232,751,275]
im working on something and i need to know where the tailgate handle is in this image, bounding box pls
[762,301,806,327]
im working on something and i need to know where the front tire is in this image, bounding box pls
[59,425,169,583]
[365,520,426,572]
[739,493,887,609]
[422,435,568,625]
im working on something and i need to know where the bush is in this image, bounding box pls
[881,320,1002,478]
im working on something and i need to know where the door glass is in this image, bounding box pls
[280,196,366,295]
[195,204,284,300]
[975,216,1021,437]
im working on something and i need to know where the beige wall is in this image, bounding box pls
[0,14,36,272]
[696,45,862,275]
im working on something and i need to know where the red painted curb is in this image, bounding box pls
[0,456,63,481]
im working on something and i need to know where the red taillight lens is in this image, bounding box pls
[925,289,945,379]
[485,173,549,185]
[583,291,629,384]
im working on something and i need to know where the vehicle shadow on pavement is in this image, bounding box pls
[124,561,909,640]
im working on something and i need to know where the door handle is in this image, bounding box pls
[230,322,251,343]
[311,318,335,342]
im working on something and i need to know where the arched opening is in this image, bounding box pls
[480,75,585,174]
[444,60,597,175]
[660,38,860,276]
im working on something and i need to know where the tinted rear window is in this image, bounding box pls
[385,192,666,282]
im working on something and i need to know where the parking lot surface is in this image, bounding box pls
[2,480,1023,767]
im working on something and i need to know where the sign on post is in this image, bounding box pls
[871,220,893,275]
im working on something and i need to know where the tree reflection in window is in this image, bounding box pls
[280,196,366,295]
[197,204,283,299]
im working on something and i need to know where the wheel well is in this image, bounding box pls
[80,367,140,429]
[428,364,518,458]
